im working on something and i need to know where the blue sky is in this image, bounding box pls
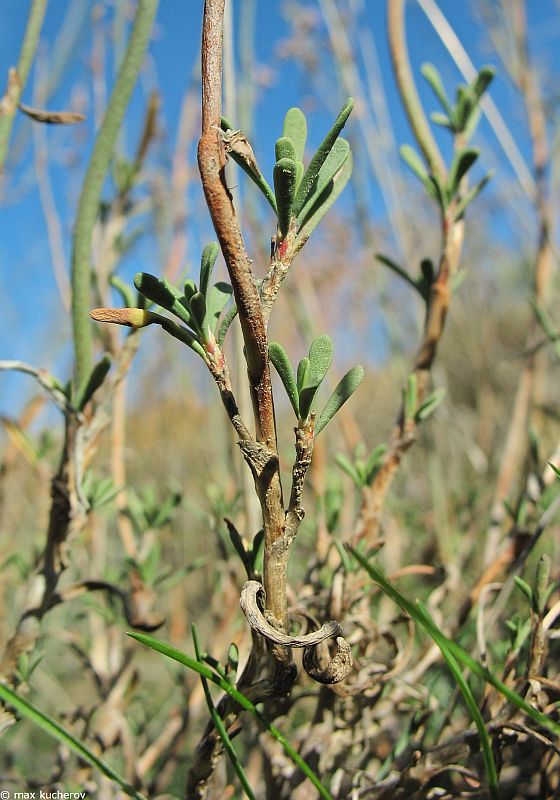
[1,0,559,419]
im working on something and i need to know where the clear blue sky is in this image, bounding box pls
[1,1,558,418]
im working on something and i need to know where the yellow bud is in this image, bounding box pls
[90,308,153,328]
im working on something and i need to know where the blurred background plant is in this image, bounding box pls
[0,1,559,798]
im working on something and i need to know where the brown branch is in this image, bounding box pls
[197,0,287,631]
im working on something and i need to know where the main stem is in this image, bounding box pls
[198,0,287,631]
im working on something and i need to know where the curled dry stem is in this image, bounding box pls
[240,581,353,684]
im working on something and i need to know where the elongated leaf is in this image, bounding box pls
[447,147,479,197]
[415,387,447,421]
[189,292,207,332]
[0,683,146,800]
[77,353,111,410]
[294,150,353,252]
[217,302,238,346]
[200,242,219,298]
[454,172,493,220]
[315,365,364,435]
[297,357,310,392]
[348,548,560,739]
[297,138,350,226]
[335,452,362,488]
[220,121,277,213]
[400,144,429,185]
[472,66,495,99]
[455,85,475,131]
[376,253,420,294]
[192,626,256,800]
[134,273,192,326]
[421,63,452,116]
[273,157,297,237]
[206,282,233,333]
[129,632,334,800]
[365,443,388,483]
[269,342,299,416]
[275,136,296,162]
[283,107,307,162]
[430,111,454,131]
[292,97,353,217]
[298,335,334,420]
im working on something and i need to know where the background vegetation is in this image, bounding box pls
[1,1,559,798]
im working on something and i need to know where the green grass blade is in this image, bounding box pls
[192,625,256,800]
[129,631,334,800]
[415,601,499,799]
[348,548,560,739]
[0,682,146,800]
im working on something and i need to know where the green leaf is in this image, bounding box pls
[348,547,560,741]
[430,111,454,131]
[315,365,365,436]
[376,253,421,295]
[273,157,298,237]
[129,632,334,800]
[0,683,146,800]
[183,278,198,302]
[400,144,429,186]
[297,357,310,392]
[292,97,353,218]
[415,387,447,421]
[283,107,307,162]
[365,443,388,484]
[427,173,448,209]
[335,453,363,488]
[269,342,299,417]
[548,462,560,480]
[134,272,192,327]
[76,353,111,410]
[297,138,350,226]
[189,292,207,333]
[275,136,296,162]
[421,63,453,116]
[200,242,219,298]
[454,171,493,220]
[220,124,277,213]
[455,85,476,131]
[217,302,238,346]
[472,66,495,99]
[298,335,334,420]
[192,626,256,800]
[513,575,534,605]
[294,150,353,252]
[206,282,233,333]
[447,147,479,197]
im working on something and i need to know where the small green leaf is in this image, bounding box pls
[472,66,494,100]
[335,453,363,488]
[275,136,296,162]
[427,173,448,209]
[415,388,447,421]
[189,292,207,333]
[548,462,560,480]
[283,107,307,162]
[269,342,299,417]
[421,63,453,116]
[294,150,353,252]
[297,357,310,392]
[206,282,233,333]
[365,444,388,484]
[455,85,475,131]
[447,147,479,197]
[220,116,235,131]
[376,253,420,295]
[76,353,111,410]
[200,242,219,298]
[454,171,493,220]
[134,273,192,326]
[297,138,350,226]
[400,144,429,185]
[298,335,334,420]
[273,157,298,237]
[292,97,353,217]
[430,111,454,131]
[404,373,418,421]
[513,575,534,605]
[217,303,238,346]
[315,365,364,436]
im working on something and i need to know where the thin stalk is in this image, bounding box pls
[0,0,48,173]
[71,0,160,399]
